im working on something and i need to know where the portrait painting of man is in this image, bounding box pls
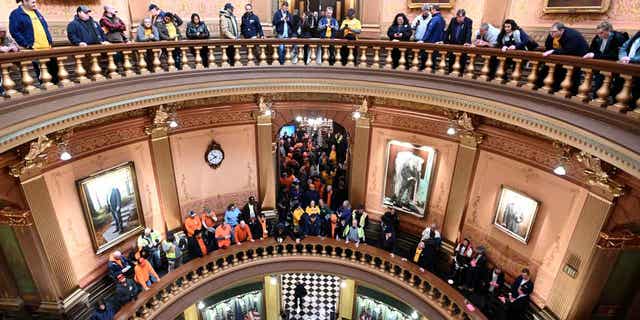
[493,186,540,243]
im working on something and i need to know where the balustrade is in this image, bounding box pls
[0,39,638,121]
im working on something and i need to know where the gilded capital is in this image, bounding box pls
[576,152,625,197]
[0,207,32,227]
[8,136,53,178]
[449,111,483,147]
[145,105,173,135]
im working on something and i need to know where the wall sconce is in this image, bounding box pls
[552,141,574,176]
[58,142,72,161]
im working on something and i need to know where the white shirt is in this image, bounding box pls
[420,227,440,240]
[411,14,432,41]
[248,204,256,218]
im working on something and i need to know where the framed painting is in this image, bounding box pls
[493,186,540,244]
[76,162,145,254]
[382,140,437,217]
[408,0,455,9]
[543,0,610,13]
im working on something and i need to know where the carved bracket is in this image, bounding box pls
[576,152,625,197]
[145,105,177,135]
[447,111,484,146]
[0,207,32,227]
[596,230,640,249]
[8,136,53,178]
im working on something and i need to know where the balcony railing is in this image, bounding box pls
[114,237,488,320]
[1,39,639,119]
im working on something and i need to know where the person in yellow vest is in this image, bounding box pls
[161,232,183,272]
[339,8,361,65]
[292,204,305,227]
[9,0,59,83]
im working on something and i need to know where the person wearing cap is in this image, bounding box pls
[9,0,58,84]
[90,299,115,320]
[114,273,139,309]
[161,232,182,272]
[148,3,183,26]
[67,6,108,46]
[137,227,162,271]
[100,5,127,43]
[184,210,202,237]
[219,3,239,65]
[200,207,218,250]
[107,250,130,280]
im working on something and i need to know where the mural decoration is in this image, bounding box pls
[543,0,610,14]
[407,0,455,9]
[76,161,145,254]
[383,140,437,217]
[493,186,540,244]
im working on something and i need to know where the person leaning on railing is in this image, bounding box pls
[9,0,59,84]
[339,8,361,65]
[318,6,339,64]
[619,31,640,109]
[445,9,473,73]
[186,13,210,67]
[387,13,412,69]
[473,23,499,48]
[156,12,184,69]
[66,6,109,47]
[539,22,589,93]
[583,21,629,100]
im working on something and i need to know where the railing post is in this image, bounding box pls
[56,57,71,87]
[541,63,556,93]
[285,44,292,65]
[507,58,523,86]
[152,49,162,72]
[524,60,539,90]
[233,45,242,67]
[384,47,392,70]
[591,71,612,108]
[410,48,420,71]
[347,45,355,67]
[436,51,447,75]
[208,46,216,67]
[573,68,592,103]
[181,47,192,70]
[372,47,380,68]
[451,52,463,77]
[166,48,177,71]
[359,45,367,67]
[271,44,279,66]
[74,55,90,83]
[424,50,433,73]
[122,51,135,77]
[610,74,633,112]
[478,55,490,81]
[310,44,317,65]
[463,53,476,79]
[321,45,330,66]
[398,48,407,70]
[20,61,37,94]
[630,97,640,120]
[221,45,231,67]
[556,65,574,98]
[246,45,256,66]
[38,58,55,90]
[194,46,205,69]
[259,45,267,66]
[106,52,121,79]
[492,56,506,84]
[90,53,105,81]
[1,63,18,97]
[137,50,150,75]
[335,45,343,66]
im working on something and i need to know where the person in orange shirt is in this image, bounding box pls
[132,256,159,291]
[201,208,217,249]
[234,220,254,244]
[192,229,208,257]
[215,221,232,249]
[184,210,202,237]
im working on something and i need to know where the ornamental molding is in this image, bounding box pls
[0,79,638,180]
[8,136,53,178]
[576,152,626,198]
[0,207,32,227]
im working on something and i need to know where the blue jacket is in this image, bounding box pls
[272,10,293,37]
[241,12,264,38]
[9,6,53,48]
[67,16,106,45]
[318,17,339,39]
[619,32,640,63]
[421,12,445,43]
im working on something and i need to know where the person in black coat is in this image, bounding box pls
[380,223,397,255]
[465,246,487,291]
[67,6,107,46]
[445,9,472,45]
[511,268,534,298]
[294,283,308,309]
[240,3,264,39]
[584,21,629,98]
[540,22,589,93]
[241,196,262,222]
[505,286,530,320]
[301,213,323,236]
[486,266,505,297]
[387,13,412,69]
[90,299,115,320]
[114,274,140,309]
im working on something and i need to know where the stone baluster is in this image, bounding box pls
[106,52,120,79]
[122,51,135,77]
[591,71,612,108]
[610,74,633,112]
[285,45,293,65]
[340,248,347,259]
[359,46,367,67]
[330,246,337,257]
[463,53,476,79]
[194,46,205,69]
[259,45,267,66]
[541,63,556,93]
[38,59,55,90]
[335,46,342,66]
[410,48,420,71]
[450,52,462,77]
[321,245,327,256]
[181,47,191,70]
[436,51,447,75]
[448,302,458,316]
[398,48,407,70]
[524,60,540,90]
[321,45,330,66]
[74,55,90,83]
[492,56,506,84]
[371,47,380,68]
[137,50,150,75]
[232,254,239,266]
[20,61,37,94]
[246,45,255,66]
[424,50,434,73]
[233,45,241,67]
[478,55,490,81]
[221,45,231,67]
[152,49,162,72]
[271,44,279,65]
[209,46,217,67]
[507,58,523,86]
[359,252,366,264]
[573,68,592,103]
[166,49,177,71]
[384,47,393,69]
[347,45,355,67]
[630,98,640,120]
[56,57,71,87]
[556,65,575,98]
[150,296,161,310]
[90,53,105,81]
[350,251,357,262]
[1,63,18,97]
[310,44,318,65]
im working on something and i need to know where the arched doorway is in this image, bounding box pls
[276,117,350,220]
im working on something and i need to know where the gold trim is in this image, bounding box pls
[0,207,32,227]
[543,0,611,14]
[408,1,455,9]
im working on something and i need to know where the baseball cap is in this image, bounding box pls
[224,3,234,10]
[117,274,125,280]
[148,4,159,11]
[77,5,91,13]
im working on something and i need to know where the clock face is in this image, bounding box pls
[207,149,224,165]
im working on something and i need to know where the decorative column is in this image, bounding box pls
[256,97,276,212]
[0,210,24,311]
[146,105,182,231]
[442,113,483,243]
[183,304,200,320]
[264,275,281,320]
[547,153,625,320]
[338,279,356,319]
[349,98,371,208]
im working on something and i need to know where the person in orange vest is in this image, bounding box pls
[234,220,254,244]
[184,210,202,237]
[192,229,208,258]
[201,208,218,250]
[215,221,232,249]
[132,255,160,291]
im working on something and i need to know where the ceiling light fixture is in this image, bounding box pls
[352,111,361,120]
[58,142,72,161]
[168,120,178,128]
[446,126,457,136]
[552,141,574,176]
[197,302,205,310]
[295,115,303,122]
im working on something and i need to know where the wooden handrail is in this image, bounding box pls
[114,237,487,320]
[1,39,639,118]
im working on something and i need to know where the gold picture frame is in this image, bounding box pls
[543,0,610,14]
[408,0,455,9]
[76,161,145,254]
[493,186,540,244]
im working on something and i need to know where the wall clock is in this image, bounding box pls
[205,140,225,169]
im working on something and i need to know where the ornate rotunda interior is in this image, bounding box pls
[0,1,639,320]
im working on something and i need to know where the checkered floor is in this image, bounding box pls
[281,273,341,319]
